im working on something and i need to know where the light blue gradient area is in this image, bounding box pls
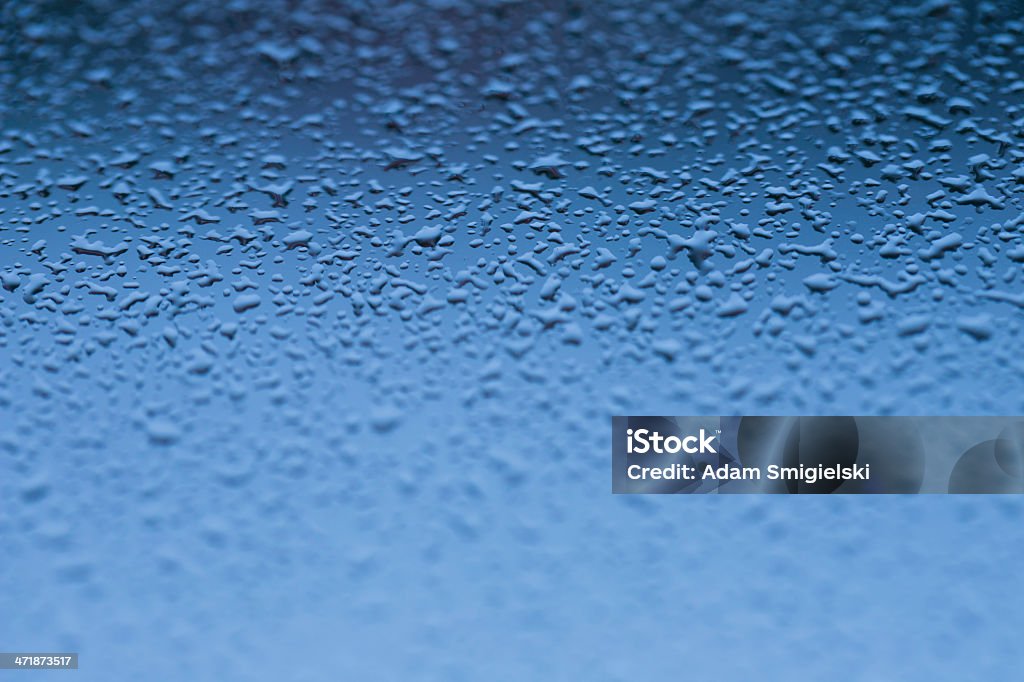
[2,361,1023,681]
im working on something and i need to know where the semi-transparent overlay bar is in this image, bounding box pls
[612,416,1024,494]
[0,654,78,670]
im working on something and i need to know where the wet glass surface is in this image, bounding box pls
[2,1,1024,679]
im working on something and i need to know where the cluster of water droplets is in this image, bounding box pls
[2,1,1024,679]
